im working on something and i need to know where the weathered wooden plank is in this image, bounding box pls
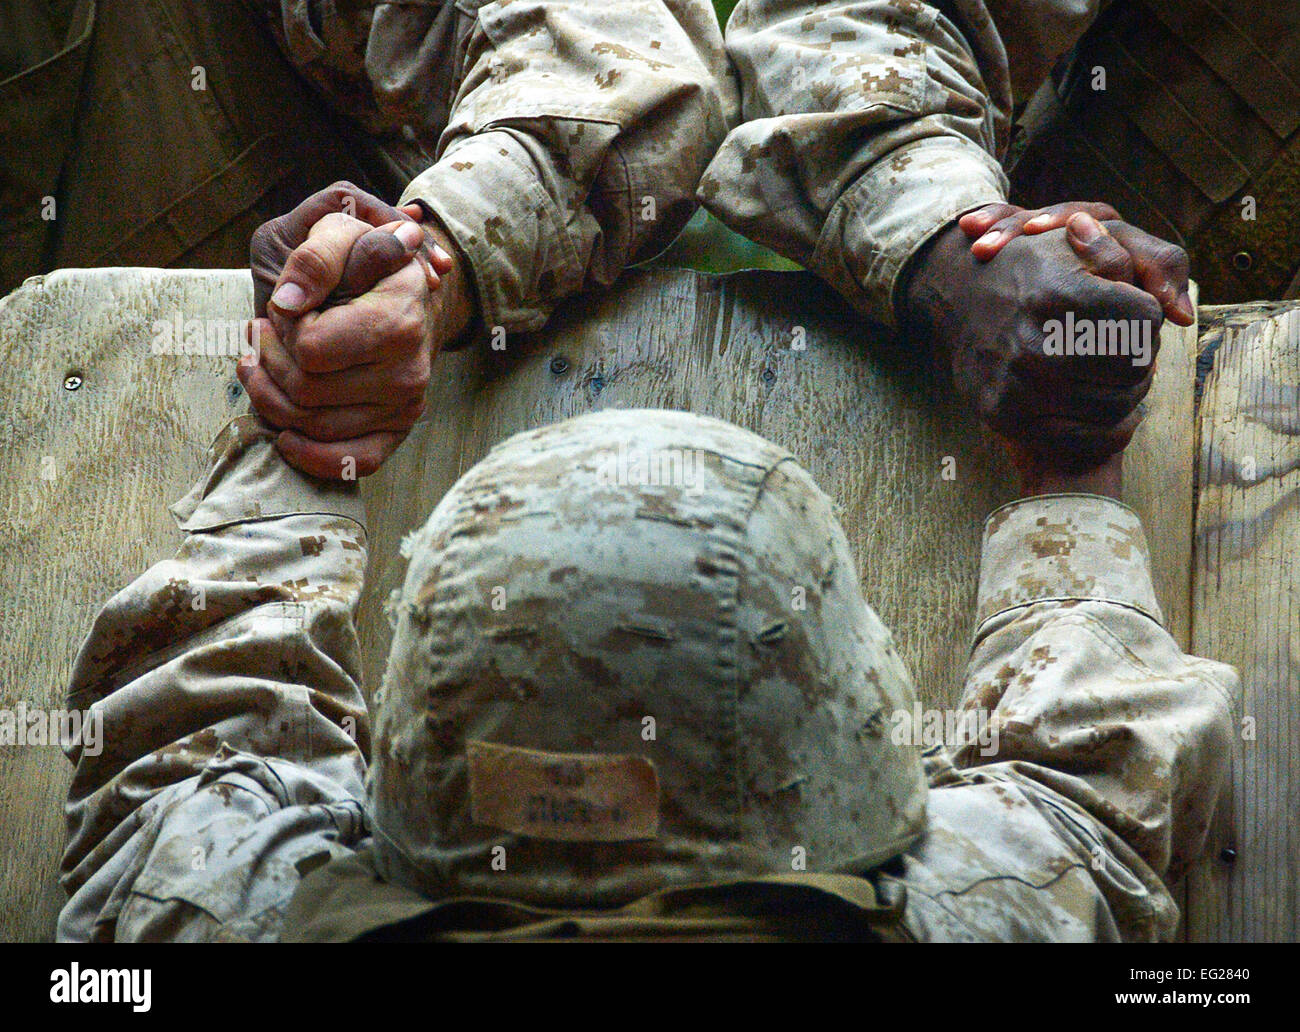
[0,269,255,943]
[1122,283,1199,654]
[1185,301,1300,942]
[0,266,1201,942]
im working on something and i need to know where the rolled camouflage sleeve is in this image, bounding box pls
[255,1,733,335]
[698,0,1108,328]
[956,494,1239,885]
[58,416,371,942]
[400,0,735,334]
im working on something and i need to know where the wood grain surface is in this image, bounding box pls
[0,266,1205,940]
[1184,301,1300,942]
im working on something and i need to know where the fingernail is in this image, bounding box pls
[975,231,1001,248]
[415,253,440,291]
[271,282,307,313]
[394,222,423,249]
[432,244,452,265]
[1024,215,1052,229]
[1069,213,1101,243]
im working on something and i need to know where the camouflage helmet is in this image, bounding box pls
[368,409,927,907]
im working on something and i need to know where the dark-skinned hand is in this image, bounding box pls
[958,201,1194,326]
[902,210,1171,474]
[242,183,473,479]
[249,181,448,316]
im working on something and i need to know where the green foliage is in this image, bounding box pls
[713,0,740,27]
[647,209,803,274]
[647,0,800,273]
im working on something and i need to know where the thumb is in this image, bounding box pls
[270,215,421,317]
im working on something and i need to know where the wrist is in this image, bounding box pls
[897,219,965,353]
[1007,445,1124,501]
[419,219,475,345]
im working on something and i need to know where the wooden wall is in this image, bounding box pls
[1185,301,1300,942]
[0,265,1221,940]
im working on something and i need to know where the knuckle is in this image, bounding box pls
[392,309,425,348]
[303,412,335,440]
[294,339,329,375]
[1126,290,1164,324]
[250,222,276,253]
[1153,241,1189,274]
[243,378,273,412]
[245,374,277,409]
[391,361,429,398]
[1098,248,1134,278]
[1087,201,1121,220]
[1132,372,1154,405]
[285,244,333,286]
[1034,279,1075,316]
[1004,330,1046,376]
[282,370,313,407]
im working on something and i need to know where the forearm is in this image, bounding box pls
[700,0,1011,326]
[958,494,1238,881]
[60,416,371,940]
[702,0,1120,328]
[404,0,733,336]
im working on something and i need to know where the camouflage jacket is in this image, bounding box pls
[698,0,1112,328]
[261,0,737,334]
[57,416,1236,941]
[2,0,733,328]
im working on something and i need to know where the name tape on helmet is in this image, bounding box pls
[467,739,659,842]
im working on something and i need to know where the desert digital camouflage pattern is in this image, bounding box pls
[697,0,1109,327]
[367,409,928,908]
[266,0,738,333]
[58,411,1236,941]
[3,0,734,323]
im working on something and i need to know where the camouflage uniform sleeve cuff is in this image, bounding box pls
[810,137,1007,329]
[400,130,569,337]
[974,494,1165,634]
[169,415,366,533]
